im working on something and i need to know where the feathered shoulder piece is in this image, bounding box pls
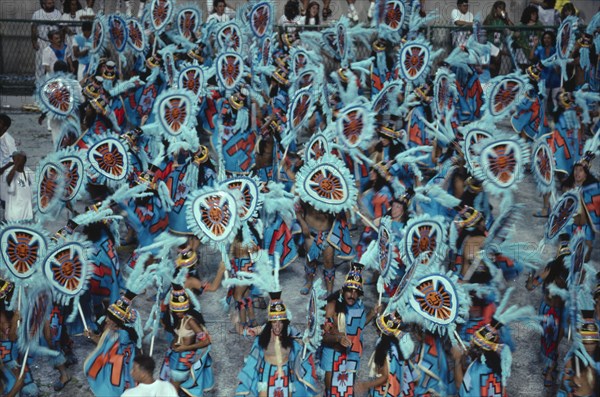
[294,153,358,215]
[389,259,470,347]
[35,72,81,121]
[142,88,200,155]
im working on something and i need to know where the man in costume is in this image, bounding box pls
[236,291,319,396]
[295,199,355,295]
[321,263,381,396]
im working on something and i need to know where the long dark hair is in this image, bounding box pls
[104,312,139,343]
[163,308,206,336]
[304,2,320,25]
[258,320,294,350]
[374,333,400,367]
[520,5,538,24]
[562,165,598,189]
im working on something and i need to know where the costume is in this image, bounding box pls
[160,286,214,397]
[321,264,368,397]
[84,328,136,395]
[84,288,144,397]
[367,311,415,397]
[230,258,319,396]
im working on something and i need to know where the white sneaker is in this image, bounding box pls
[368,2,375,19]
[350,9,359,22]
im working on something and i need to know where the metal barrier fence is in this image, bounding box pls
[0,19,560,103]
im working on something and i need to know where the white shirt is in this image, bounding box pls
[75,7,95,21]
[451,9,473,47]
[121,380,178,397]
[536,5,559,27]
[0,133,16,168]
[32,8,63,46]
[3,166,34,222]
[206,12,230,23]
[42,43,73,73]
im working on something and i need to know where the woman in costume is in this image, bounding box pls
[356,163,394,259]
[235,291,318,396]
[160,285,214,396]
[556,311,600,397]
[355,311,414,396]
[526,234,571,388]
[83,291,140,396]
[562,155,599,262]
[0,279,36,397]
[457,320,507,396]
[82,215,123,326]
[226,228,261,333]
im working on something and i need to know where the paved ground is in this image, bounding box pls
[1,107,599,396]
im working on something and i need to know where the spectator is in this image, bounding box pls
[73,21,93,82]
[531,31,561,110]
[121,354,177,397]
[304,1,321,27]
[514,5,543,70]
[0,114,17,210]
[75,0,95,22]
[560,2,578,23]
[60,0,82,40]
[278,0,304,28]
[206,0,235,22]
[31,0,63,80]
[483,1,513,77]
[451,0,473,48]
[2,151,34,222]
[42,29,74,75]
[531,0,560,28]
[206,0,231,23]
[0,115,16,174]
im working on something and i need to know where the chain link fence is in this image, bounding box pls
[1,19,560,108]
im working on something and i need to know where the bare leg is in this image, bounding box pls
[323,246,335,294]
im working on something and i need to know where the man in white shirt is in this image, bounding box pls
[32,0,63,80]
[0,114,17,206]
[75,0,95,21]
[3,151,34,222]
[451,0,474,48]
[121,354,177,397]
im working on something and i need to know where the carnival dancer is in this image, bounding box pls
[563,153,600,262]
[84,284,145,396]
[225,229,261,333]
[213,85,257,176]
[295,199,354,295]
[321,263,381,396]
[81,213,123,326]
[526,234,571,388]
[0,279,37,397]
[160,285,214,396]
[356,163,395,259]
[556,311,600,397]
[456,293,536,397]
[235,292,319,396]
[511,63,551,141]
[355,311,415,396]
[83,292,139,395]
[294,152,357,295]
